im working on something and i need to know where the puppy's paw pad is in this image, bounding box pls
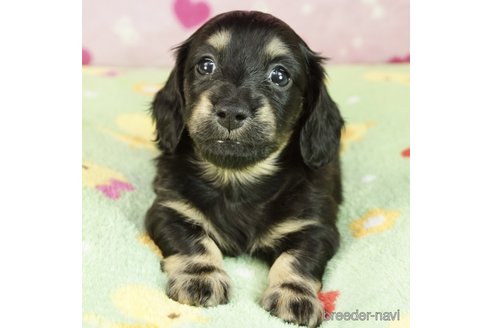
[261,282,324,327]
[166,265,231,307]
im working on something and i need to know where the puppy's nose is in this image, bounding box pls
[215,106,250,131]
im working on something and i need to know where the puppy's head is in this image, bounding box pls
[152,11,343,170]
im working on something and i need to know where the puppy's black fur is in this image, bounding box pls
[145,11,344,327]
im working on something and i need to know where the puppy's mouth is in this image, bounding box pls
[215,139,241,145]
[194,138,276,169]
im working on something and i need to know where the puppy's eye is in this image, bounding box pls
[197,57,216,75]
[269,66,290,87]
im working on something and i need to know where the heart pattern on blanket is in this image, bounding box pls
[82,161,135,200]
[173,0,211,28]
[96,179,135,200]
[102,112,157,151]
[350,209,400,238]
[318,290,340,319]
[340,121,376,153]
[82,47,92,66]
[84,284,207,328]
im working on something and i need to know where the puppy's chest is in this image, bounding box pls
[174,169,303,255]
[203,198,270,255]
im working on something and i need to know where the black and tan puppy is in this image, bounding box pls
[145,11,343,327]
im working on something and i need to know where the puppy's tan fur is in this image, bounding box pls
[187,92,213,136]
[265,37,291,58]
[251,219,321,252]
[160,200,231,251]
[195,142,287,187]
[261,252,324,326]
[207,29,232,51]
[163,237,231,307]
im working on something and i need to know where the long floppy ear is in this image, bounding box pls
[299,48,344,169]
[151,44,188,154]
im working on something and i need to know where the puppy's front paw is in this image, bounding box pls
[166,263,231,307]
[261,282,324,327]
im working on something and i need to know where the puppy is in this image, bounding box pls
[145,11,343,327]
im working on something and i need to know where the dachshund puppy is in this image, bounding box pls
[145,11,343,327]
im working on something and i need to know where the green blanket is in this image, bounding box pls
[82,65,409,328]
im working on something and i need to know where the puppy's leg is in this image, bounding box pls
[260,225,339,327]
[145,200,231,307]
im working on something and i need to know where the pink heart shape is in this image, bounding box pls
[173,0,211,29]
[387,53,410,64]
[82,47,92,66]
[318,290,339,319]
[96,179,135,199]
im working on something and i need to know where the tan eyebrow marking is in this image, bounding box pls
[265,37,291,58]
[207,29,232,50]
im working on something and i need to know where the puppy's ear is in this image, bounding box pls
[299,47,344,169]
[152,44,188,154]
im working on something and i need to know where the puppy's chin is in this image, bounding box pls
[195,140,277,169]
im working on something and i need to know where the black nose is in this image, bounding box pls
[215,106,250,131]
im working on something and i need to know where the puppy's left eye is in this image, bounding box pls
[197,57,216,75]
[269,66,290,87]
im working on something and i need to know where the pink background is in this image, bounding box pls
[82,0,409,67]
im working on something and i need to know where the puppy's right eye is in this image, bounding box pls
[269,66,290,87]
[197,58,216,75]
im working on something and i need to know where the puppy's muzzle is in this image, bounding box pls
[215,105,251,131]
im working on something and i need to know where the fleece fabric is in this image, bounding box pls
[82,64,409,328]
